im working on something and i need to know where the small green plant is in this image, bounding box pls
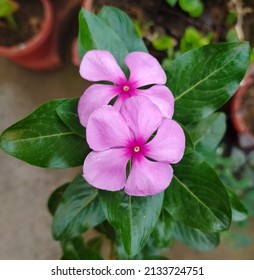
[161,26,213,68]
[0,0,18,30]
[210,146,254,249]
[166,0,204,18]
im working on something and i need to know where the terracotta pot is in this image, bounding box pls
[0,0,61,70]
[231,63,254,148]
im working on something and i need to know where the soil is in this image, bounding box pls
[0,0,44,47]
[240,82,254,134]
[93,0,231,61]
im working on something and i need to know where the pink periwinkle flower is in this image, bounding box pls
[83,96,185,196]
[78,50,174,127]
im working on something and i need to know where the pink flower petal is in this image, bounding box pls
[83,149,129,191]
[120,96,163,142]
[80,50,126,84]
[125,52,166,87]
[145,119,185,163]
[86,105,132,151]
[125,156,173,196]
[113,94,128,111]
[137,85,174,119]
[78,84,118,127]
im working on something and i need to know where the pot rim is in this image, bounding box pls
[231,71,254,137]
[0,0,54,58]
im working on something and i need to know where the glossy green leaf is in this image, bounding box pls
[0,99,89,168]
[187,112,226,156]
[99,190,164,256]
[226,188,248,222]
[56,98,86,138]
[164,152,231,232]
[152,210,174,248]
[61,236,103,260]
[116,232,160,260]
[78,8,128,68]
[98,6,147,53]
[173,222,219,251]
[166,42,250,125]
[48,183,69,216]
[53,175,105,240]
[181,124,195,154]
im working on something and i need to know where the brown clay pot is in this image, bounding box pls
[0,0,60,70]
[231,63,254,148]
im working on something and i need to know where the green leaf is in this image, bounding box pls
[0,0,17,17]
[166,0,178,7]
[166,42,250,125]
[180,27,211,53]
[0,99,89,168]
[98,6,147,53]
[173,221,220,251]
[56,98,86,138]
[53,175,105,240]
[152,35,174,51]
[48,183,69,216]
[181,124,195,154]
[164,152,231,232]
[187,112,226,156]
[179,0,204,17]
[152,210,174,248]
[95,221,116,241]
[78,8,128,69]
[226,188,248,222]
[61,236,103,260]
[99,190,164,256]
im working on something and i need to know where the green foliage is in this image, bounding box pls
[173,222,220,251]
[251,47,254,62]
[166,0,177,7]
[0,6,251,259]
[165,42,250,125]
[226,28,239,42]
[164,152,232,232]
[152,35,175,51]
[187,112,226,159]
[226,11,237,25]
[0,99,90,168]
[61,236,103,260]
[0,0,18,29]
[99,190,164,257]
[78,8,128,69]
[152,210,174,248]
[52,175,105,240]
[180,27,212,52]
[98,6,147,53]
[178,0,204,18]
[165,0,204,17]
[56,98,86,138]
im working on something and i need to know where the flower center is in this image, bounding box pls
[133,146,140,153]
[123,85,129,92]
